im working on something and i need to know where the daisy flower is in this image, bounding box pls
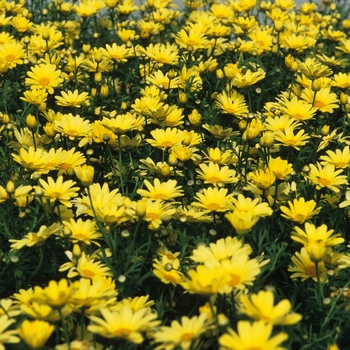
[18,320,54,349]
[54,113,93,140]
[215,90,249,119]
[88,306,160,343]
[239,290,302,325]
[25,63,63,94]
[137,178,184,201]
[0,315,20,348]
[63,218,102,246]
[100,43,132,63]
[225,210,260,235]
[0,40,25,68]
[232,68,266,88]
[288,248,328,282]
[196,162,239,186]
[280,198,321,224]
[279,96,317,121]
[192,187,234,212]
[38,176,79,207]
[146,127,185,149]
[274,126,310,150]
[230,194,273,217]
[268,157,294,180]
[153,258,183,285]
[153,314,209,350]
[319,146,350,169]
[301,87,339,113]
[219,321,288,350]
[55,89,89,108]
[307,163,347,193]
[142,199,177,230]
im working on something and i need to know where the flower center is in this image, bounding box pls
[161,141,173,148]
[147,212,160,219]
[317,177,331,186]
[5,54,15,62]
[229,273,240,286]
[181,333,194,342]
[39,77,50,86]
[154,193,167,200]
[208,176,220,183]
[81,269,95,278]
[305,266,317,278]
[74,234,88,241]
[114,328,132,337]
[207,202,220,211]
[314,100,325,108]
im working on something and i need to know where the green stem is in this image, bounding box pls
[118,137,125,195]
[28,246,44,285]
[209,295,219,346]
[315,261,324,308]
[59,308,71,350]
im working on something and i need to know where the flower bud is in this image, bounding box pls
[26,114,37,129]
[178,92,188,104]
[6,180,15,195]
[100,85,109,98]
[320,125,330,136]
[188,109,202,126]
[74,164,94,186]
[340,93,348,105]
[259,131,275,147]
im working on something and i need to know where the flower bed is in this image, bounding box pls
[0,0,350,349]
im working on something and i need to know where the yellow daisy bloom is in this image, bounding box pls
[281,33,316,52]
[202,147,238,165]
[288,247,328,282]
[100,43,132,63]
[247,27,274,55]
[215,90,249,118]
[192,187,234,212]
[298,57,333,79]
[239,290,302,325]
[280,197,321,224]
[268,157,294,180]
[63,218,102,246]
[137,178,184,201]
[175,27,209,52]
[0,40,25,68]
[249,168,276,190]
[21,88,48,106]
[54,113,93,140]
[55,89,89,108]
[319,146,350,169]
[12,146,48,172]
[32,278,73,309]
[0,315,20,348]
[307,163,347,193]
[18,319,54,349]
[181,265,231,295]
[88,306,160,343]
[230,194,273,217]
[38,176,80,207]
[301,87,339,113]
[25,63,63,94]
[274,126,310,150]
[225,210,260,235]
[153,258,183,285]
[219,321,288,350]
[202,124,239,139]
[191,236,252,264]
[196,162,239,186]
[142,199,176,230]
[9,223,62,250]
[146,127,185,149]
[12,14,33,32]
[279,96,317,121]
[143,42,179,66]
[336,38,350,54]
[332,72,350,89]
[232,68,266,88]
[102,113,145,135]
[153,314,209,350]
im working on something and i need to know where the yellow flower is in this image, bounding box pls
[268,157,293,180]
[88,306,160,343]
[153,258,183,285]
[181,265,231,295]
[196,162,239,186]
[63,218,102,246]
[142,199,176,230]
[74,164,94,186]
[146,127,185,149]
[232,68,266,88]
[288,247,328,282]
[332,72,350,89]
[298,57,333,79]
[275,126,310,150]
[12,14,33,32]
[55,89,89,108]
[38,176,80,207]
[202,124,239,139]
[32,279,74,309]
[102,113,145,135]
[137,178,184,201]
[307,163,347,193]
[230,194,273,217]
[219,321,288,350]
[225,210,260,235]
[54,114,93,140]
[280,198,321,224]
[192,187,234,212]
[291,222,344,262]
[21,88,48,106]
[279,96,317,121]
[142,42,179,66]
[281,34,316,52]
[215,90,249,119]
[18,319,54,349]
[0,315,20,348]
[0,40,25,68]
[191,236,252,264]
[301,87,339,113]
[319,146,350,169]
[239,290,302,325]
[248,27,274,55]
[153,314,209,350]
[9,223,62,250]
[175,27,209,52]
[202,147,238,165]
[249,168,276,190]
[12,146,48,172]
[100,43,132,63]
[25,63,63,94]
